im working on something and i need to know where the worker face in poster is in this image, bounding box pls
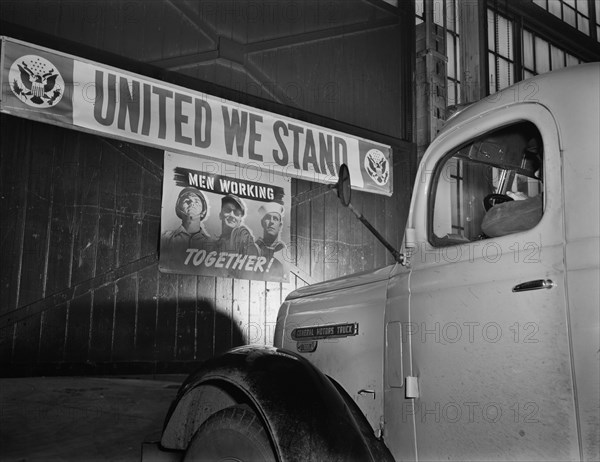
[219,195,245,233]
[177,188,208,231]
[257,202,285,249]
[161,188,215,258]
[262,212,282,240]
[217,195,260,257]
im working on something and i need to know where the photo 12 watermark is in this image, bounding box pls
[401,400,541,425]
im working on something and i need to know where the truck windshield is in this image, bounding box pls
[430,122,544,246]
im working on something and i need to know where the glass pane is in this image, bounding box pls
[523,30,534,69]
[488,52,497,93]
[447,0,456,31]
[434,0,444,26]
[455,0,460,35]
[535,37,550,73]
[549,0,562,17]
[524,70,536,79]
[456,36,461,77]
[447,32,456,78]
[578,16,589,34]
[564,6,577,27]
[415,0,424,19]
[497,14,513,59]
[448,82,457,107]
[488,9,496,52]
[498,58,514,90]
[551,45,565,69]
[533,0,547,9]
[431,122,545,245]
[564,0,576,8]
[577,0,588,16]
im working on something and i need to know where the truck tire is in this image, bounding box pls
[183,404,277,462]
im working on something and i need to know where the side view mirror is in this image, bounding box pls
[336,163,351,207]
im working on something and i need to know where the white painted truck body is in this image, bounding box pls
[274,63,600,461]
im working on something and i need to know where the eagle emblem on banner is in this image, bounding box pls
[9,54,64,108]
[364,148,389,186]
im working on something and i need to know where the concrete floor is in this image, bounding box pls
[0,375,185,462]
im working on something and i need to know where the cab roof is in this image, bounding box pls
[439,62,600,138]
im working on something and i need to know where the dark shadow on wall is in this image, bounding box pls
[0,297,245,378]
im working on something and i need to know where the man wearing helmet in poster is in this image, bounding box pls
[161,187,215,257]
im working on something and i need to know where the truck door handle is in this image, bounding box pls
[512,279,555,292]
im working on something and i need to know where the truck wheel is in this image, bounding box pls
[184,404,276,462]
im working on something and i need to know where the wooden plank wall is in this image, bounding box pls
[0,0,416,376]
[0,116,289,375]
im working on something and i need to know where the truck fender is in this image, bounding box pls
[160,345,393,462]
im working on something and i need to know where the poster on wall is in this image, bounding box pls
[160,151,292,282]
[0,36,393,196]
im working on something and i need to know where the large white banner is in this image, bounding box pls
[1,36,393,195]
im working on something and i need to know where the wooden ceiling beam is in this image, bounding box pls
[149,50,219,70]
[245,17,399,54]
[164,0,218,45]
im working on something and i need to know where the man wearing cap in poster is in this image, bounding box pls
[161,187,215,258]
[256,201,287,261]
[217,194,260,256]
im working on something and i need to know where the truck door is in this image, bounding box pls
[407,105,579,461]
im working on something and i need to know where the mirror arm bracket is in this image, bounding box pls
[332,164,405,265]
[347,203,404,264]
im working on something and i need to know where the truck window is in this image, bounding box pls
[430,122,544,246]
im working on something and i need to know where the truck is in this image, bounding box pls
[144,63,600,461]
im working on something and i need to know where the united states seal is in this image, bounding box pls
[9,54,64,108]
[364,148,389,186]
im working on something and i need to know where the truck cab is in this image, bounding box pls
[151,63,599,462]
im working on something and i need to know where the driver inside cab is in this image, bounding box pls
[481,137,544,238]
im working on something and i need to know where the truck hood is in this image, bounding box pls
[276,263,402,434]
[285,264,397,300]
